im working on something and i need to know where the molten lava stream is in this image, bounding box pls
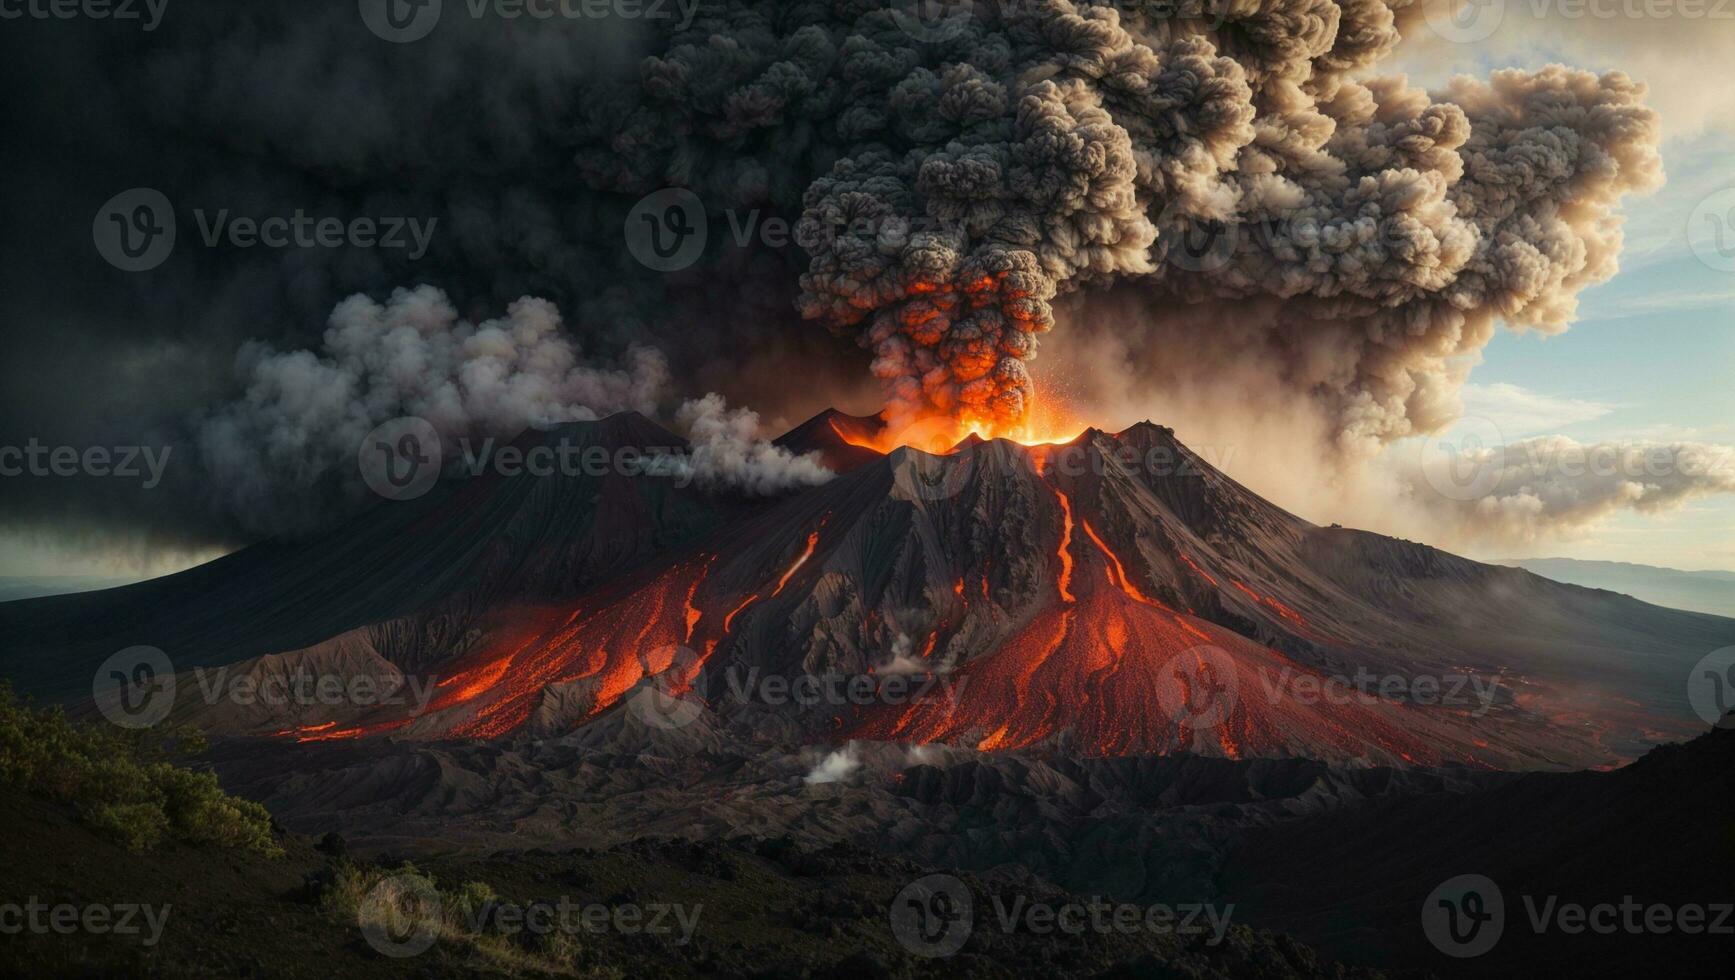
[1052,487,1077,603]
[394,560,716,739]
[1228,577,1315,633]
[851,511,1455,764]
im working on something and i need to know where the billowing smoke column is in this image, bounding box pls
[199,286,830,534]
[584,0,1660,439]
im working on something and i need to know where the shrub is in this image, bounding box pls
[0,683,281,856]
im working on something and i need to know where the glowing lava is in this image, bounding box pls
[1053,488,1076,604]
[834,400,1088,455]
[1080,519,1160,608]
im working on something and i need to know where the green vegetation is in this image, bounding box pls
[319,861,610,976]
[0,683,280,856]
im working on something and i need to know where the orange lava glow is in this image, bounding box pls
[1176,552,1220,588]
[850,577,1453,764]
[773,530,821,597]
[1229,578,1312,630]
[1080,519,1160,608]
[1053,488,1076,604]
[835,399,1088,455]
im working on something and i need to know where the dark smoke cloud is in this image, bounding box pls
[0,0,1667,559]
[585,1,1659,436]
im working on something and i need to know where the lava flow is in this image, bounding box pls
[834,399,1087,455]
[849,480,1458,765]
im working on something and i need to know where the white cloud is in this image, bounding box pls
[1459,383,1615,437]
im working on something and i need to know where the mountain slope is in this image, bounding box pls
[0,413,758,699]
[1499,557,1735,618]
[4,412,1730,770]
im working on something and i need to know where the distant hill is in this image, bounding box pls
[1498,558,1735,618]
[0,576,135,603]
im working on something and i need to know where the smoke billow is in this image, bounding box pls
[199,287,662,533]
[199,285,832,533]
[671,394,834,495]
[585,1,1659,440]
[0,1,1692,555]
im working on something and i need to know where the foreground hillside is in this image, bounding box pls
[0,786,1381,980]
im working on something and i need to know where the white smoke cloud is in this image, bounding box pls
[878,633,929,677]
[803,743,863,785]
[670,393,833,496]
[199,286,823,533]
[1395,434,1735,544]
[1396,0,1735,144]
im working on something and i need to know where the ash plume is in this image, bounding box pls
[0,0,1675,553]
[587,1,1660,439]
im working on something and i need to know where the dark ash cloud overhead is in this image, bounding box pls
[0,0,1665,558]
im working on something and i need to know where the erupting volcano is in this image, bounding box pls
[10,409,1730,773]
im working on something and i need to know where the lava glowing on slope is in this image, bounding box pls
[1229,577,1313,631]
[846,478,1475,765]
[834,399,1088,455]
[1080,519,1160,608]
[1052,487,1077,604]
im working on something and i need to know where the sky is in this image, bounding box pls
[1386,4,1735,570]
